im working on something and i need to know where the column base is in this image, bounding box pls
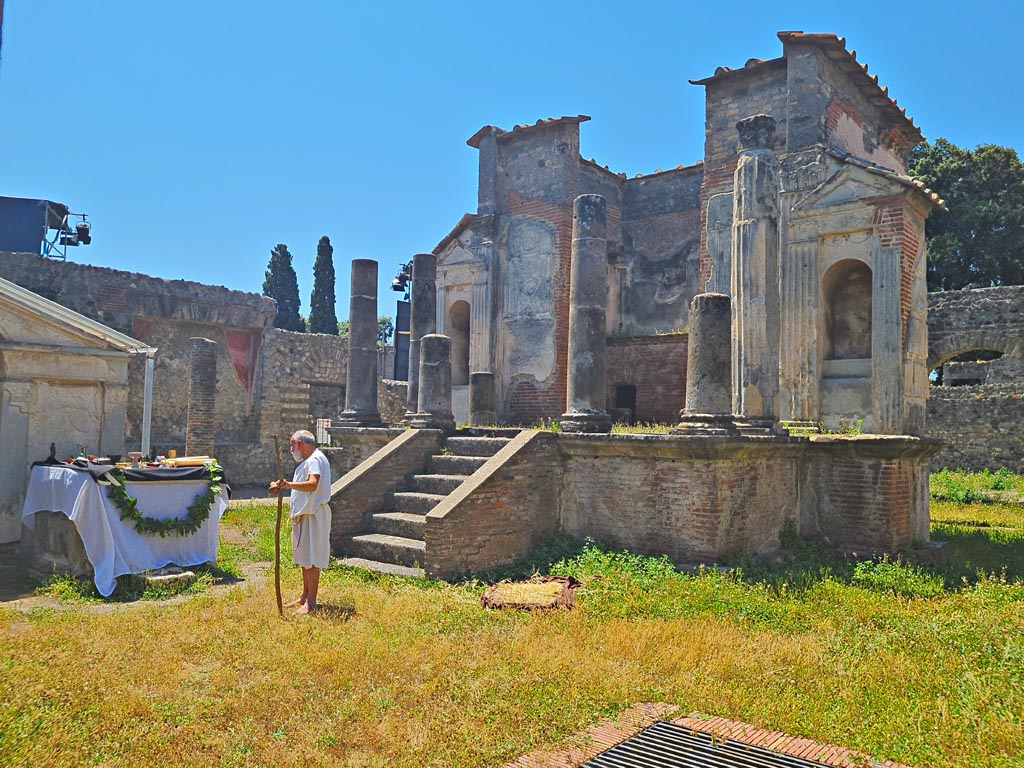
[671,413,738,436]
[559,410,612,434]
[732,418,789,437]
[469,410,498,427]
[407,412,455,431]
[336,410,383,428]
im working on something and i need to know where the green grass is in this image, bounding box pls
[931,467,1024,504]
[610,422,672,434]
[2,488,1023,767]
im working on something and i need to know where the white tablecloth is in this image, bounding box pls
[22,465,228,596]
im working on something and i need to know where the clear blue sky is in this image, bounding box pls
[1,1,1018,321]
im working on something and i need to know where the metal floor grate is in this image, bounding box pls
[582,721,831,767]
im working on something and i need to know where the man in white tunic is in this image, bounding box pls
[269,430,331,615]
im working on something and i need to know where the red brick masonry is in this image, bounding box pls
[504,702,915,768]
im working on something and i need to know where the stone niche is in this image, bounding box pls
[0,279,146,546]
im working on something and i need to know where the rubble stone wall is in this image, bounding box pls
[928,385,1024,472]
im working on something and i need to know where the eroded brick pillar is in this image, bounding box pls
[673,293,735,435]
[469,371,497,426]
[338,259,383,427]
[561,194,611,433]
[185,337,217,456]
[406,253,437,417]
[731,114,781,432]
[409,334,455,431]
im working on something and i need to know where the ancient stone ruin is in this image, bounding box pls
[5,31,1020,579]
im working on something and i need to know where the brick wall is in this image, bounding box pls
[606,335,688,424]
[428,432,933,575]
[698,64,789,284]
[558,435,801,562]
[328,429,443,543]
[425,430,560,578]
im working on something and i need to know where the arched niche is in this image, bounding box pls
[447,300,471,386]
[822,259,872,363]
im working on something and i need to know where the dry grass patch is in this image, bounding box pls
[2,493,1023,767]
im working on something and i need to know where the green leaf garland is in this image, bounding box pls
[107,461,225,537]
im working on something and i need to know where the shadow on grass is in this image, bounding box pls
[309,603,355,622]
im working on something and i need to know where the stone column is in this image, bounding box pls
[469,371,497,426]
[731,114,782,433]
[408,334,455,431]
[338,259,383,427]
[673,293,735,435]
[560,194,611,433]
[405,253,437,417]
[185,337,217,456]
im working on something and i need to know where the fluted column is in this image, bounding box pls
[338,259,382,427]
[560,194,611,433]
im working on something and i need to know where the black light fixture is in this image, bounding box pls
[391,261,412,300]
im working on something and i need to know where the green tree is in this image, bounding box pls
[377,315,394,347]
[309,236,339,334]
[337,320,350,338]
[910,139,1024,290]
[262,243,304,331]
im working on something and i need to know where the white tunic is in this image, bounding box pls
[290,449,332,569]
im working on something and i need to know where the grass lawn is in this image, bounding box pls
[2,484,1023,767]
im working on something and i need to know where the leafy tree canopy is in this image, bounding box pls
[337,320,350,338]
[910,138,1024,290]
[262,243,304,331]
[378,316,394,347]
[309,235,339,335]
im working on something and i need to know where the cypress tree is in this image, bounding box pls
[262,243,304,331]
[309,235,339,334]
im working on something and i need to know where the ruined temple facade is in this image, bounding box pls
[433,32,942,433]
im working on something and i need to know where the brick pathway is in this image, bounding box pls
[504,702,915,768]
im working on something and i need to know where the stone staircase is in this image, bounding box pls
[338,431,517,577]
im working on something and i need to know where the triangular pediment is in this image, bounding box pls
[793,164,904,212]
[439,239,486,266]
[0,278,150,353]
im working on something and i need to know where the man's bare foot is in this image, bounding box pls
[292,603,316,616]
[284,597,306,609]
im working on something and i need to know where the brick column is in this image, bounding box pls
[185,337,217,456]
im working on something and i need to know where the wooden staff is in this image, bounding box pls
[272,433,284,617]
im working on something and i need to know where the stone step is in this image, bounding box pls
[337,557,424,579]
[444,436,511,457]
[428,454,488,475]
[345,533,425,568]
[391,491,448,515]
[370,511,426,540]
[411,474,467,495]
